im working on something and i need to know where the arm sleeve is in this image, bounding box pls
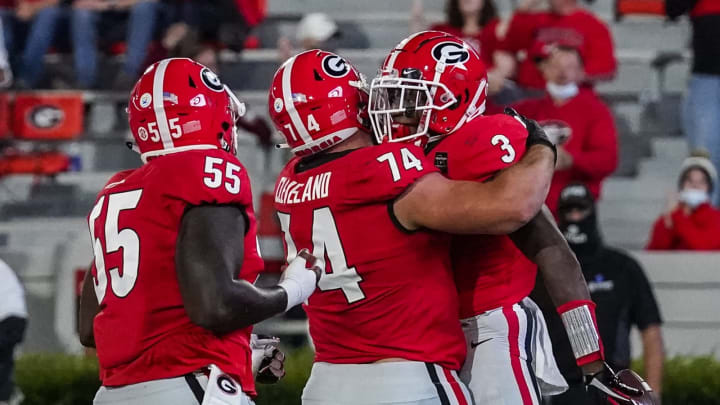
[342,144,439,205]
[567,102,618,179]
[628,259,663,330]
[460,115,529,181]
[582,20,617,82]
[665,0,699,19]
[670,208,720,250]
[646,216,676,250]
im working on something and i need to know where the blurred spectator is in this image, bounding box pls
[668,0,720,204]
[278,13,339,62]
[0,258,27,405]
[647,155,720,250]
[1,0,63,88]
[511,46,618,214]
[532,183,664,405]
[411,0,516,97]
[70,0,159,89]
[411,0,500,65]
[0,18,10,87]
[496,0,616,93]
[160,23,273,148]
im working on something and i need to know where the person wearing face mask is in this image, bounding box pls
[531,183,664,405]
[511,45,618,216]
[647,156,720,250]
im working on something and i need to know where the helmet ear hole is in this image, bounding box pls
[221,122,231,131]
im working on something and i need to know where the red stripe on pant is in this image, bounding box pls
[441,368,469,405]
[503,306,535,405]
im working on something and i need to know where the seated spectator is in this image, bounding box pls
[278,13,339,62]
[647,156,720,250]
[0,18,10,87]
[411,0,500,66]
[511,45,618,214]
[70,0,159,89]
[1,0,63,88]
[496,0,616,93]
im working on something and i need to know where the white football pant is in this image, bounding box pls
[460,297,568,405]
[93,373,255,405]
[302,361,474,405]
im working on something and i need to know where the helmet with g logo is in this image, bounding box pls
[368,31,488,144]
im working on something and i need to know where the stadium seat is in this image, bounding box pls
[12,92,84,140]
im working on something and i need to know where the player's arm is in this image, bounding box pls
[509,207,604,374]
[78,264,99,347]
[176,204,320,335]
[394,141,555,234]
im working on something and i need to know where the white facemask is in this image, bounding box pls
[679,188,710,209]
[546,82,579,101]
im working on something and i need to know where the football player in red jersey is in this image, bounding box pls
[369,31,649,405]
[77,58,321,405]
[268,49,557,405]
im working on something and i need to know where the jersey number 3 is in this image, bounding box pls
[491,134,516,164]
[278,208,366,304]
[88,189,143,303]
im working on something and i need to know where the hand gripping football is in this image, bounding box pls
[587,364,658,405]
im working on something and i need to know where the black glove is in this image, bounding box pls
[504,107,557,164]
[585,363,656,405]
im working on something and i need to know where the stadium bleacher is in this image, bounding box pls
[1,0,718,363]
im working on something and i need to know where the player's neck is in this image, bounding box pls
[326,130,373,153]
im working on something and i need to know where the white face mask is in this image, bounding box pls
[546,82,579,101]
[679,188,710,209]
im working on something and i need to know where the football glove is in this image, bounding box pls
[504,107,557,164]
[586,363,657,405]
[250,334,286,384]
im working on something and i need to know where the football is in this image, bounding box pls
[616,369,658,405]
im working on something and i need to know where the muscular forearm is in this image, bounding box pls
[206,282,288,334]
[494,144,555,217]
[78,267,99,347]
[642,325,664,394]
[511,207,590,306]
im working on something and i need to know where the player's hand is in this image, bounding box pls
[250,334,286,384]
[585,363,654,405]
[504,107,557,163]
[278,249,322,311]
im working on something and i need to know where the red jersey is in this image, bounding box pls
[512,88,618,213]
[87,149,263,394]
[499,9,616,89]
[274,142,465,370]
[425,114,536,318]
[430,19,501,67]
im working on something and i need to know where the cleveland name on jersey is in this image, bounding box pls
[87,149,263,394]
[274,142,466,370]
[426,114,537,318]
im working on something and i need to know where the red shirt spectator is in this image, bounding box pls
[499,0,616,90]
[412,0,500,67]
[511,46,618,213]
[647,157,720,250]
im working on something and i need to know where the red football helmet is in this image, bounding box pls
[369,31,488,144]
[128,58,245,162]
[268,49,369,157]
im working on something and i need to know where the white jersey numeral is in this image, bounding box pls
[277,208,366,304]
[377,148,424,182]
[203,156,241,194]
[491,134,516,164]
[307,114,320,132]
[88,189,143,301]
